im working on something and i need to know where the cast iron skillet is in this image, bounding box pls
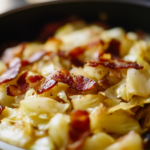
[0,0,150,149]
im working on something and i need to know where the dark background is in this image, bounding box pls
[0,0,150,14]
[1,0,150,53]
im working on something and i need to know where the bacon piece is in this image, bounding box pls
[0,58,21,84]
[26,75,57,94]
[73,75,96,91]
[22,51,46,66]
[7,84,28,96]
[87,59,143,69]
[69,40,104,59]
[17,71,28,85]
[6,71,29,96]
[27,75,44,83]
[105,39,120,58]
[70,58,84,67]
[67,110,90,150]
[1,43,26,64]
[0,105,5,115]
[37,75,57,94]
[69,47,86,58]
[50,69,96,91]
[51,69,72,83]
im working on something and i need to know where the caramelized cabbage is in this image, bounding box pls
[0,20,148,150]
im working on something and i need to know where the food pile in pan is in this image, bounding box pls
[0,19,150,150]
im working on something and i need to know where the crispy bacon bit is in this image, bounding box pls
[69,47,86,57]
[51,69,72,83]
[6,71,29,96]
[7,84,27,96]
[87,59,143,69]
[27,75,44,83]
[38,75,57,94]
[26,75,57,94]
[69,40,104,58]
[0,105,5,115]
[1,43,26,64]
[50,69,96,91]
[73,75,96,91]
[22,51,46,66]
[17,71,28,85]
[0,58,21,84]
[70,58,84,67]
[105,39,121,58]
[26,75,44,92]
[67,110,90,150]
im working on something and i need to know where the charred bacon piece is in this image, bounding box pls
[87,59,143,69]
[67,110,90,150]
[105,39,121,58]
[0,58,21,85]
[6,71,29,96]
[69,47,86,58]
[0,50,46,85]
[50,69,96,91]
[26,74,57,94]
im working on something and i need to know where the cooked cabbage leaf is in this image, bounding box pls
[90,105,142,135]
[21,97,69,116]
[105,131,143,150]
[81,132,115,150]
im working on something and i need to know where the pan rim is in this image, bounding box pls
[0,0,150,18]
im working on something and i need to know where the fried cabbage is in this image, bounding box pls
[0,19,150,150]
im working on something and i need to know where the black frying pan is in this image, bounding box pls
[0,0,150,149]
[0,0,150,47]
